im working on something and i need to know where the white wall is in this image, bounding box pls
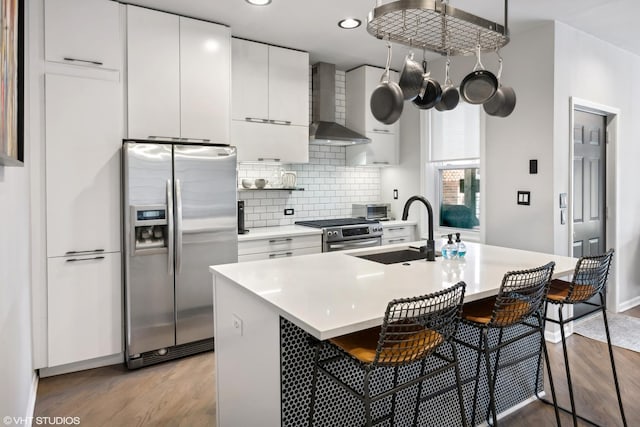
[553,21,640,306]
[380,105,421,222]
[0,165,34,419]
[483,23,556,252]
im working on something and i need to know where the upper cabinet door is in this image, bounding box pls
[231,39,269,122]
[180,17,231,144]
[268,46,309,126]
[127,6,180,140]
[45,0,121,70]
[45,73,122,257]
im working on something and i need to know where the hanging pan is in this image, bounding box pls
[370,43,404,125]
[413,50,442,110]
[483,52,516,117]
[434,55,459,111]
[460,42,498,104]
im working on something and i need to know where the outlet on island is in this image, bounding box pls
[284,208,295,216]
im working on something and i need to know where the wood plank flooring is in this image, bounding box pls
[34,307,640,426]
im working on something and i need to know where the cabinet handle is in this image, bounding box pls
[269,252,293,258]
[269,238,293,243]
[245,117,269,123]
[66,256,105,263]
[257,158,281,162]
[180,137,211,143]
[270,120,292,126]
[372,128,390,133]
[65,249,105,255]
[388,227,405,232]
[148,135,181,141]
[373,161,390,165]
[387,238,406,243]
[63,57,103,66]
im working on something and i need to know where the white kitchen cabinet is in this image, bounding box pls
[238,234,321,262]
[346,65,400,166]
[45,73,122,257]
[382,223,416,246]
[231,38,309,163]
[47,253,122,367]
[44,0,121,71]
[180,17,231,144]
[127,5,231,143]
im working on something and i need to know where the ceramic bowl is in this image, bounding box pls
[254,178,268,189]
[241,179,253,189]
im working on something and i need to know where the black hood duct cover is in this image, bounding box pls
[309,63,370,146]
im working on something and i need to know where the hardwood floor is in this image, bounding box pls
[35,307,640,426]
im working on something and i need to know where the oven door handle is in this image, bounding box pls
[328,238,381,250]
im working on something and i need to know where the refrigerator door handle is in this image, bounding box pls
[175,179,183,274]
[167,179,175,275]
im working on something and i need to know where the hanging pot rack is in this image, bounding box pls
[367,0,509,56]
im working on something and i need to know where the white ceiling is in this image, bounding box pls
[121,0,640,70]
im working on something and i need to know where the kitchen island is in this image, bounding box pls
[210,242,577,427]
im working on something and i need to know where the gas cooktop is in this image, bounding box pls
[295,218,379,228]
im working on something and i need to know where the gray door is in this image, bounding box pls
[572,110,606,315]
[124,142,176,356]
[174,145,238,345]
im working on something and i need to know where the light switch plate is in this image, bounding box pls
[517,191,531,206]
[232,314,243,336]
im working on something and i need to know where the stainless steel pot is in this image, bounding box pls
[370,43,404,125]
[483,54,516,117]
[399,51,424,100]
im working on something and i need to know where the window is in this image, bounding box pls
[438,166,480,230]
[423,103,483,234]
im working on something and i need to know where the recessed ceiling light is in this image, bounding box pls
[245,0,271,5]
[338,18,361,29]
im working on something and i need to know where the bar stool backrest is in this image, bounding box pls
[565,249,614,303]
[489,262,556,327]
[374,282,466,367]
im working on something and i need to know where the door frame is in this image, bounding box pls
[569,97,620,312]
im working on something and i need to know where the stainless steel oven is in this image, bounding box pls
[295,218,383,252]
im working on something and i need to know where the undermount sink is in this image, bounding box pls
[354,247,441,265]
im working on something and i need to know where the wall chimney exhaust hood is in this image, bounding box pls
[309,62,370,146]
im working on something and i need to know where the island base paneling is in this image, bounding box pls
[281,318,544,427]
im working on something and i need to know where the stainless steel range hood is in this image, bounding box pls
[309,62,370,146]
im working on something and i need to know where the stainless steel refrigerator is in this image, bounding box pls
[123,140,237,368]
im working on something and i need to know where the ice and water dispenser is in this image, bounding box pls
[131,205,168,254]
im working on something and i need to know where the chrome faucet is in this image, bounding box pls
[401,195,436,261]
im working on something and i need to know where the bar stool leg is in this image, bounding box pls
[482,329,499,426]
[536,312,562,427]
[557,305,579,427]
[308,345,322,427]
[451,343,470,427]
[412,358,428,427]
[470,329,485,425]
[600,294,628,427]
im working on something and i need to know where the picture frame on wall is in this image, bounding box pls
[0,0,24,167]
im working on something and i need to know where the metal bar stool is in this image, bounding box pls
[455,262,561,427]
[307,282,468,427]
[536,249,627,427]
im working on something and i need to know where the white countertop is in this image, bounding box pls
[211,241,577,340]
[380,219,417,227]
[238,225,322,242]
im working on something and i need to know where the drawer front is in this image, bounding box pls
[383,225,412,238]
[382,236,410,246]
[238,246,321,262]
[238,234,321,255]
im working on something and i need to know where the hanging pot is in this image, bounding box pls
[435,56,460,112]
[460,43,498,104]
[370,43,404,125]
[398,51,425,100]
[483,54,516,117]
[413,57,442,110]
